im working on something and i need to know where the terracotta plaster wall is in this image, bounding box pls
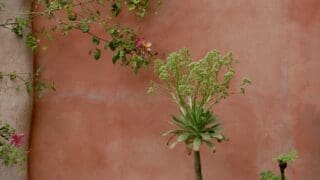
[30,0,320,180]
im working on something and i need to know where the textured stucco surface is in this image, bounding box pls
[30,0,320,179]
[0,0,32,179]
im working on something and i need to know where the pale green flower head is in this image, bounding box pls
[149,48,251,153]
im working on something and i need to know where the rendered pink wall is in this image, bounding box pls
[30,0,320,179]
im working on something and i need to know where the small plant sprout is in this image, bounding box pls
[260,149,298,180]
[274,150,298,180]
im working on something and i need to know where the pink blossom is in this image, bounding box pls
[10,133,25,147]
[135,37,144,48]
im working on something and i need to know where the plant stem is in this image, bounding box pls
[194,151,203,180]
[279,162,287,180]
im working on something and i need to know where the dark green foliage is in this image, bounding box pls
[111,1,122,16]
[92,36,100,45]
[0,124,15,141]
[92,48,101,60]
[164,105,227,152]
[105,26,153,73]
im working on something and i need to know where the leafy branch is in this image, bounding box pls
[0,0,161,73]
[0,69,55,98]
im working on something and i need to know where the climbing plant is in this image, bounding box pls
[148,48,251,180]
[0,0,160,172]
[0,68,55,98]
[0,0,161,73]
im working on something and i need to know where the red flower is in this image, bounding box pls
[10,133,25,147]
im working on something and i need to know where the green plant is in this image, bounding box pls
[0,121,27,168]
[260,149,298,180]
[126,0,150,17]
[0,68,55,98]
[0,0,159,73]
[104,26,155,73]
[260,171,281,180]
[149,48,251,180]
[273,149,297,165]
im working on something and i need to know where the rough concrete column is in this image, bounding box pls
[0,0,32,179]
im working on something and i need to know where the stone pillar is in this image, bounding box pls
[0,0,32,179]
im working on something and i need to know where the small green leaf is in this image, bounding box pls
[201,133,211,141]
[68,13,77,21]
[193,138,201,151]
[109,41,116,51]
[92,48,101,60]
[15,86,20,92]
[112,51,120,64]
[92,36,100,45]
[128,4,136,10]
[204,140,216,153]
[25,33,38,53]
[243,78,252,84]
[211,133,224,140]
[240,87,245,94]
[80,24,89,33]
[108,28,117,35]
[25,81,33,93]
[104,42,110,49]
[12,18,29,38]
[119,50,125,58]
[111,1,121,16]
[177,133,189,142]
[162,129,181,136]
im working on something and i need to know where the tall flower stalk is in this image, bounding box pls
[148,48,251,179]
